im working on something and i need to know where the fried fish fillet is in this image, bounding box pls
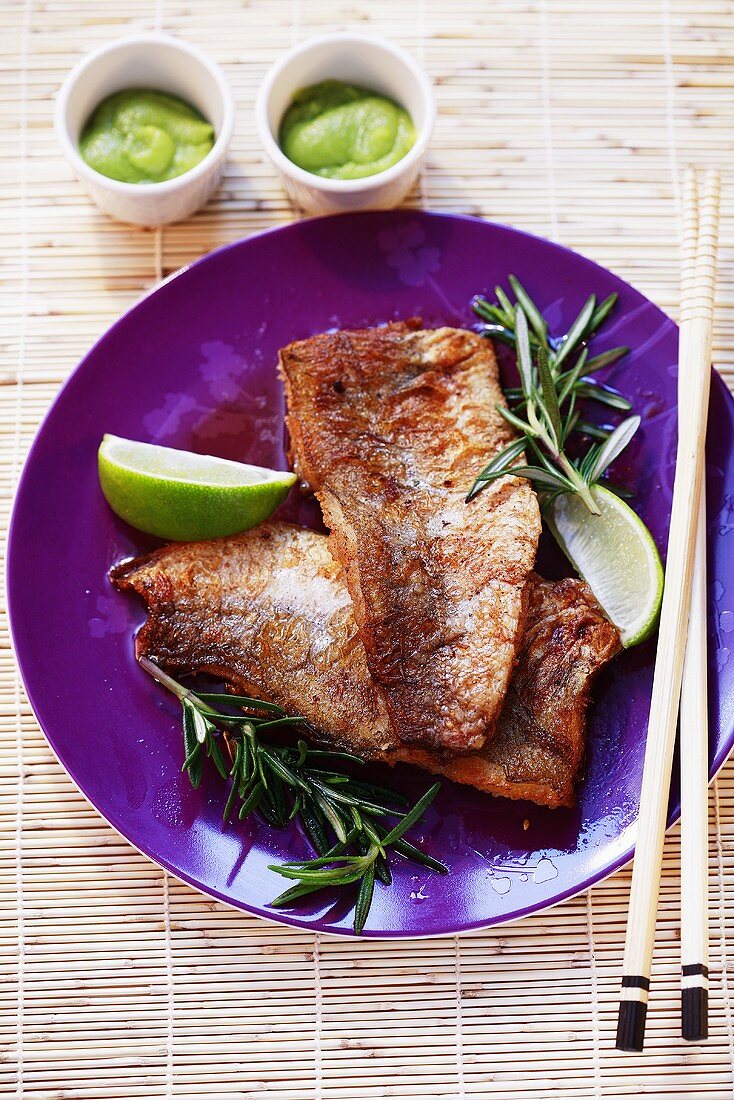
[279,322,541,753]
[397,575,622,808]
[112,524,394,756]
[111,524,620,809]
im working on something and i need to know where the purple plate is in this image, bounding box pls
[8,212,734,937]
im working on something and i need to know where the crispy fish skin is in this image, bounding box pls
[395,575,622,808]
[279,322,542,752]
[111,524,620,809]
[111,524,395,755]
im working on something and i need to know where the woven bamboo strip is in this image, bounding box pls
[2,0,734,1097]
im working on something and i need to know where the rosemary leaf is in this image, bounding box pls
[182,742,203,785]
[477,323,517,348]
[207,731,230,781]
[391,836,449,874]
[585,415,640,484]
[223,771,241,824]
[278,836,360,871]
[308,775,373,811]
[314,792,349,844]
[299,797,331,855]
[192,705,220,746]
[472,297,512,327]
[466,437,527,501]
[202,712,273,727]
[195,692,285,713]
[561,391,578,445]
[575,380,632,411]
[514,305,535,398]
[563,407,580,443]
[602,481,635,500]
[584,346,629,371]
[295,740,309,767]
[354,863,377,934]
[474,464,575,492]
[304,748,367,766]
[259,786,286,828]
[238,780,264,818]
[536,345,562,444]
[495,285,515,318]
[575,419,612,441]
[261,748,311,793]
[270,879,336,908]
[588,292,618,333]
[182,703,200,764]
[307,770,350,785]
[477,435,528,473]
[509,275,548,343]
[255,716,307,732]
[579,443,602,482]
[270,883,325,908]
[374,853,392,887]
[381,783,440,847]
[228,736,242,776]
[496,404,535,437]
[269,773,291,826]
[256,746,270,792]
[340,779,409,807]
[361,815,384,848]
[270,856,372,886]
[240,736,256,793]
[554,294,596,370]
[557,348,588,407]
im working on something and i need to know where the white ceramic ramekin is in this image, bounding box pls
[55,33,235,227]
[256,33,435,215]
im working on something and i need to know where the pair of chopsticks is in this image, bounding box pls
[616,168,721,1053]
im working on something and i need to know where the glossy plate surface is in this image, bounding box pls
[8,211,734,936]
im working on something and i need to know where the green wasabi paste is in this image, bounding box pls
[79,89,215,184]
[279,80,416,180]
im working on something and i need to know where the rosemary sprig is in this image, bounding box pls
[473,277,629,378]
[469,277,639,513]
[139,655,446,934]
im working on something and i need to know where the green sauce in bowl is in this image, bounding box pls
[79,89,215,184]
[279,79,416,180]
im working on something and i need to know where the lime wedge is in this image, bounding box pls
[98,434,296,541]
[548,484,664,647]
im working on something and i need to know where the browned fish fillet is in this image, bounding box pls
[111,524,620,809]
[279,322,541,753]
[396,575,622,808]
[112,524,395,755]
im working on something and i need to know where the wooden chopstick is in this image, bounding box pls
[615,168,720,1053]
[680,485,709,1041]
[679,170,711,1043]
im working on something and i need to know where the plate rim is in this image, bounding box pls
[8,209,734,938]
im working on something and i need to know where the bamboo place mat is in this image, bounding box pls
[2,1,734,1097]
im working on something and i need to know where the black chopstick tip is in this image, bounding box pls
[616,998,647,1052]
[682,986,709,1042]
